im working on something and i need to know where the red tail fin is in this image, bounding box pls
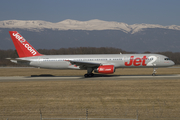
[9,31,42,58]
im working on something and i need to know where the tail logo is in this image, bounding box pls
[12,33,37,55]
[13,33,25,43]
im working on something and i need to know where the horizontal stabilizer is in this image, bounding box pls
[6,58,30,62]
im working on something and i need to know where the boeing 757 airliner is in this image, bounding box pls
[8,31,175,77]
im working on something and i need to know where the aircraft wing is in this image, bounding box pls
[69,60,101,68]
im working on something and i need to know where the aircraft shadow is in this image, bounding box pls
[30,74,121,78]
[29,74,172,78]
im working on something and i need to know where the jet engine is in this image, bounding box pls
[94,65,115,74]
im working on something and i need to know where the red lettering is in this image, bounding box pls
[124,56,147,66]
[125,56,134,66]
[142,56,147,66]
[133,58,141,66]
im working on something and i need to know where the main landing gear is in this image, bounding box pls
[152,68,157,76]
[84,68,94,77]
[84,73,94,77]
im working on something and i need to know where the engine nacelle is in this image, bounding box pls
[94,65,115,74]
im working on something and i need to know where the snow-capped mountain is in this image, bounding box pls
[1,19,180,52]
[0,19,180,34]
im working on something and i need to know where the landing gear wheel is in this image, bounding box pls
[152,73,156,76]
[84,73,94,78]
[84,74,89,77]
[152,68,157,76]
[84,68,94,78]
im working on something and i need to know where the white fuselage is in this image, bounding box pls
[14,54,175,70]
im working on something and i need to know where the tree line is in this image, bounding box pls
[0,47,179,66]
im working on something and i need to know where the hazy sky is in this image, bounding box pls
[0,0,180,25]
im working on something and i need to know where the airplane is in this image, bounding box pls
[7,31,175,77]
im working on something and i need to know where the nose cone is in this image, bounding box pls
[170,60,175,66]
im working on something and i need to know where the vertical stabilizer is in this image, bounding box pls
[9,31,42,58]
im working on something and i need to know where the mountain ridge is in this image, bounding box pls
[1,19,180,34]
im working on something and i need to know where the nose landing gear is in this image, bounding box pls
[152,68,157,76]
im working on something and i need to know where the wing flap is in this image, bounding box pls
[69,60,101,68]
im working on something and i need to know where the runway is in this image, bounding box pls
[0,74,179,81]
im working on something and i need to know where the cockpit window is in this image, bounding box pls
[164,58,170,60]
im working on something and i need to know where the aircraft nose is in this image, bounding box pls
[171,61,175,66]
